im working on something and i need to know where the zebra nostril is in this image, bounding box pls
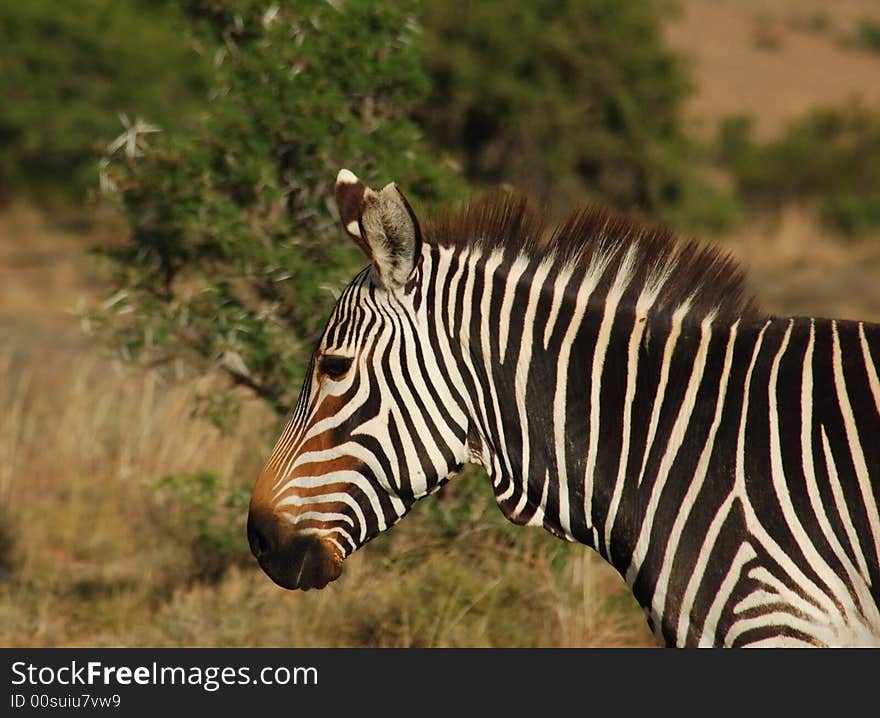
[247,510,275,558]
[252,528,269,556]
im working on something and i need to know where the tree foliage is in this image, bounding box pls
[0,0,208,205]
[417,0,736,229]
[96,0,463,422]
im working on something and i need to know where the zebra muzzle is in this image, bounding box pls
[247,508,343,590]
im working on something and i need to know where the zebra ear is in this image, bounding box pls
[334,169,422,291]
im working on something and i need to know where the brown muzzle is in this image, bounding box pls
[247,505,343,590]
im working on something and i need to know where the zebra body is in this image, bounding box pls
[248,170,880,646]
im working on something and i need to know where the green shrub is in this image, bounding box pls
[95,0,464,422]
[151,470,251,583]
[822,194,880,235]
[848,18,880,54]
[721,104,880,235]
[417,0,736,230]
[0,0,209,205]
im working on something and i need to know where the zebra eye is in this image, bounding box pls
[319,354,353,380]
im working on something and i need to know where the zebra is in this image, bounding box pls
[247,168,880,647]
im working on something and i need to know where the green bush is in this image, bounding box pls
[417,0,736,229]
[721,104,880,235]
[95,0,464,422]
[848,17,880,54]
[0,0,209,205]
[151,470,251,583]
[822,194,880,235]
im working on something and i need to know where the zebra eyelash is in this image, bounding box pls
[318,354,354,380]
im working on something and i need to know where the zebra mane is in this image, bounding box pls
[424,191,762,325]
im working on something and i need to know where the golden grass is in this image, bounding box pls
[0,348,265,645]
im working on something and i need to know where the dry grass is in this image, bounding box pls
[666,0,880,139]
[0,203,113,330]
[0,348,265,645]
[665,1,880,320]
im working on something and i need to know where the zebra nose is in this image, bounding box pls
[246,505,344,590]
[247,508,276,559]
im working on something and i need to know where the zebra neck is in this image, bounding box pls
[434,244,746,570]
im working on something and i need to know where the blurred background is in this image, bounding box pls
[2,0,880,647]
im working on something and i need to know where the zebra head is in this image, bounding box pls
[247,170,471,590]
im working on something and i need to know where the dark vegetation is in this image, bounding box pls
[849,17,880,54]
[0,0,209,206]
[418,0,735,230]
[720,104,880,235]
[150,470,253,584]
